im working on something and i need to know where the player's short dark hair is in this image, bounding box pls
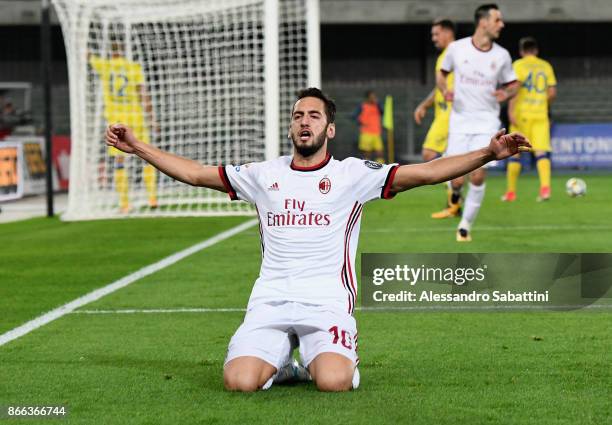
[432,18,456,35]
[474,3,499,25]
[293,87,336,123]
[519,36,538,53]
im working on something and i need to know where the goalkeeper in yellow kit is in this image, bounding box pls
[90,42,157,213]
[502,37,557,202]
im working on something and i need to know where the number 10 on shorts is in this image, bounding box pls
[329,325,352,349]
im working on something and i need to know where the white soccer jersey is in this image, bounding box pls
[441,37,516,135]
[220,154,398,315]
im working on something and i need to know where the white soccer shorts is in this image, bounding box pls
[224,302,359,370]
[446,132,497,168]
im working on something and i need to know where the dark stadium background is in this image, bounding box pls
[1,2,611,161]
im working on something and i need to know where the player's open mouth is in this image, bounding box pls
[299,130,311,141]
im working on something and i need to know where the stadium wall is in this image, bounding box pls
[2,21,612,161]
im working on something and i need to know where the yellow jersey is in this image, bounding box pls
[512,55,556,121]
[434,49,453,119]
[89,55,146,122]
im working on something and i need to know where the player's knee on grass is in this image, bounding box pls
[223,357,276,392]
[313,367,354,392]
[309,353,354,392]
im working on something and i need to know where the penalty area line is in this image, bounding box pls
[0,219,258,347]
[73,308,247,314]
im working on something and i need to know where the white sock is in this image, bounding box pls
[262,376,274,390]
[459,182,486,231]
[352,367,360,389]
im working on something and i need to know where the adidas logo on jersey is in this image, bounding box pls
[268,182,279,191]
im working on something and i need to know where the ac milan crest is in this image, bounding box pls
[319,177,331,194]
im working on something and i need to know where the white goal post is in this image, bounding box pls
[53,0,320,220]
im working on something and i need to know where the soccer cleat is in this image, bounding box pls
[431,203,461,219]
[456,228,472,242]
[501,191,516,202]
[273,359,311,386]
[536,186,551,202]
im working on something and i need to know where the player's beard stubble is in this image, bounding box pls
[291,125,328,158]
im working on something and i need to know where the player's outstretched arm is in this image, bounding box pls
[547,86,557,104]
[105,124,225,191]
[390,129,531,193]
[508,96,518,126]
[493,81,520,103]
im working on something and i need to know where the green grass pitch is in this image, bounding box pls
[0,174,610,424]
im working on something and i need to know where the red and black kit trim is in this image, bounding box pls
[218,165,238,200]
[255,204,265,258]
[341,201,363,314]
[290,153,331,172]
[471,37,493,52]
[381,165,399,199]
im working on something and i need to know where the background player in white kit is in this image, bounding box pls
[105,88,530,392]
[437,4,519,241]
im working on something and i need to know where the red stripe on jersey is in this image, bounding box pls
[346,204,363,307]
[346,205,363,312]
[342,201,362,314]
[341,202,360,313]
[255,204,265,257]
[381,165,400,199]
[341,267,352,314]
[290,152,331,171]
[218,166,238,200]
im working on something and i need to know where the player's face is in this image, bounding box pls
[290,97,335,157]
[432,26,453,50]
[483,9,505,40]
[431,25,444,50]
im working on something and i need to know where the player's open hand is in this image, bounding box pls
[413,104,426,125]
[105,124,138,154]
[493,89,510,103]
[487,128,532,160]
[443,89,454,102]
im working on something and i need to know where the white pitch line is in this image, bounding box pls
[74,308,247,314]
[0,219,258,347]
[71,304,612,314]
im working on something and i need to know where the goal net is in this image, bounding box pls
[53,0,320,220]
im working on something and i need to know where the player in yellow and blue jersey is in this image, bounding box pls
[413,18,459,218]
[90,40,158,213]
[502,37,557,202]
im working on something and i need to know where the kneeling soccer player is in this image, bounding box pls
[105,87,530,392]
